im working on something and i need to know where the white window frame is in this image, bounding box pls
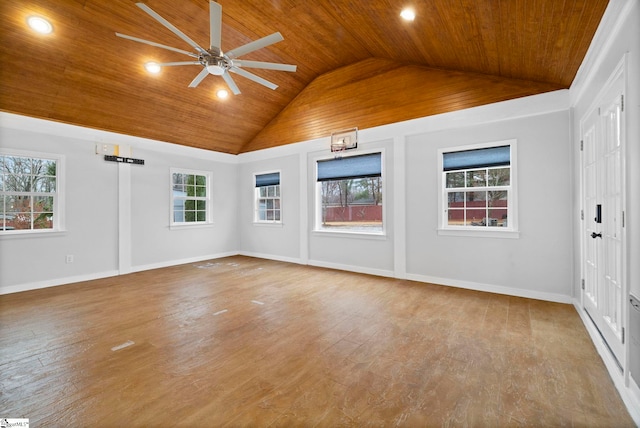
[0,148,65,236]
[253,170,282,225]
[313,148,386,237]
[170,168,212,228]
[437,139,519,238]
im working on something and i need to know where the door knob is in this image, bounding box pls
[591,232,602,239]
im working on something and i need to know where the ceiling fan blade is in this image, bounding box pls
[226,32,284,59]
[115,33,198,57]
[157,61,200,66]
[188,68,210,88]
[234,60,296,72]
[136,3,207,55]
[230,67,278,90]
[209,1,222,53]
[222,73,241,95]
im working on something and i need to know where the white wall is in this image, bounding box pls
[130,147,238,270]
[405,111,573,302]
[306,139,396,276]
[235,91,573,300]
[0,115,238,293]
[0,125,119,292]
[238,154,301,263]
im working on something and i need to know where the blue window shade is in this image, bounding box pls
[255,172,280,187]
[443,145,510,171]
[317,152,382,182]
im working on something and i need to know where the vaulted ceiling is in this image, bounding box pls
[0,0,609,154]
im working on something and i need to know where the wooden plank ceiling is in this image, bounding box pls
[0,0,609,154]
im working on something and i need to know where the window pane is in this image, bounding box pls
[196,211,205,222]
[448,192,464,208]
[275,185,280,197]
[446,171,465,188]
[196,200,206,210]
[6,156,32,175]
[275,211,281,221]
[185,200,195,210]
[40,159,56,176]
[185,211,196,222]
[489,191,508,226]
[488,191,507,207]
[34,176,56,192]
[274,199,280,209]
[195,186,206,197]
[195,175,206,186]
[466,169,487,187]
[466,191,486,207]
[320,177,382,232]
[266,199,274,210]
[34,196,53,211]
[447,209,464,226]
[267,186,275,197]
[33,212,53,229]
[488,167,510,186]
[174,210,185,223]
[467,209,487,226]
[4,174,32,192]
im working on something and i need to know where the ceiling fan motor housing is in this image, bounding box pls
[203,55,229,75]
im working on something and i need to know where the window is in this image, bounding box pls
[316,152,383,233]
[0,152,62,233]
[254,171,281,223]
[440,141,517,234]
[171,169,211,225]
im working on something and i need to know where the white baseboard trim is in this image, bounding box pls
[405,273,573,304]
[572,299,640,426]
[130,251,240,273]
[307,259,395,278]
[630,376,640,426]
[238,251,302,265]
[0,270,120,295]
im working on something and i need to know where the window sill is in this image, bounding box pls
[253,222,284,228]
[169,222,215,231]
[0,229,67,239]
[437,228,520,239]
[312,229,387,240]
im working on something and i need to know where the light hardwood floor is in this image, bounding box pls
[0,256,634,426]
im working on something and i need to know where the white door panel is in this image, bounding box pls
[581,68,626,366]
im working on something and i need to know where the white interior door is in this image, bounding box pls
[581,68,626,367]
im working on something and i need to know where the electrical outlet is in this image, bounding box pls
[66,255,74,264]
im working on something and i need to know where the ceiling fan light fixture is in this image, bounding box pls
[216,89,229,99]
[144,62,161,74]
[400,8,416,21]
[27,16,53,34]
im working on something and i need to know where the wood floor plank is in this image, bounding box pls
[0,255,635,426]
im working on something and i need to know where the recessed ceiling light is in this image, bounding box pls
[216,89,229,99]
[27,16,53,34]
[144,62,161,74]
[400,8,416,21]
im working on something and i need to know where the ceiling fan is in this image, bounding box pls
[115,1,297,95]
